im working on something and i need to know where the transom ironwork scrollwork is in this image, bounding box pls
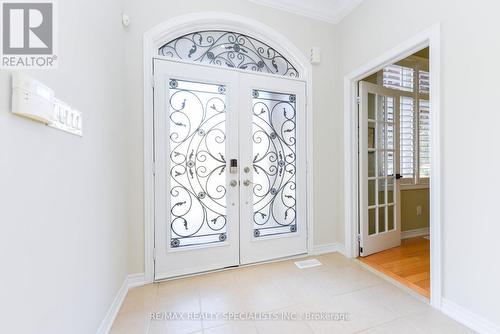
[251,89,297,237]
[168,79,228,248]
[159,30,299,77]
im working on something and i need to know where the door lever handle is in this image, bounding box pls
[243,180,253,187]
[395,173,402,180]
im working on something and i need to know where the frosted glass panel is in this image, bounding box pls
[168,79,228,248]
[252,90,297,238]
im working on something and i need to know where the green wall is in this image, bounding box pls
[401,188,429,231]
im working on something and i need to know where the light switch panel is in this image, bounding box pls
[49,99,82,136]
[310,47,321,64]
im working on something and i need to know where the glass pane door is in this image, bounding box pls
[239,73,307,265]
[359,81,401,257]
[367,94,397,236]
[168,79,229,248]
[153,60,240,280]
[251,89,297,238]
[154,59,308,278]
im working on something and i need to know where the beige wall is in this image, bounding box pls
[335,0,500,327]
[122,0,339,274]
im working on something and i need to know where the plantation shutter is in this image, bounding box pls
[383,65,414,92]
[419,99,430,178]
[400,96,414,179]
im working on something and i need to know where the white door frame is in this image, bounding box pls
[343,24,442,308]
[143,12,314,283]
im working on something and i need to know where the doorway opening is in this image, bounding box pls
[344,24,441,307]
[357,48,431,299]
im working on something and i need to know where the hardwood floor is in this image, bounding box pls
[358,236,430,299]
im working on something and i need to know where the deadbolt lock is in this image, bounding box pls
[230,159,238,174]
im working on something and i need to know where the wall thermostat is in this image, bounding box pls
[12,72,55,124]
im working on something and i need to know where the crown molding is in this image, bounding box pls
[248,0,364,24]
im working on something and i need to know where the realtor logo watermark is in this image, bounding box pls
[1,0,57,68]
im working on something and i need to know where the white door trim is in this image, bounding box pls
[143,12,314,283]
[343,23,442,308]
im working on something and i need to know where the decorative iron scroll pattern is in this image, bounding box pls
[252,90,297,238]
[159,30,299,78]
[168,79,228,248]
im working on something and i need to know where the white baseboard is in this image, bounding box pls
[96,273,146,334]
[127,273,146,289]
[441,298,500,334]
[401,227,429,239]
[312,242,346,256]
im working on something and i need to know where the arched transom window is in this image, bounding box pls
[158,30,299,77]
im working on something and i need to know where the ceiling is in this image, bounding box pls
[248,0,364,24]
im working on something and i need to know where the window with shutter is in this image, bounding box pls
[381,61,430,185]
[400,96,414,179]
[419,70,430,95]
[419,99,430,178]
[383,65,414,92]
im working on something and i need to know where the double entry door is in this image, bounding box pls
[153,59,307,280]
[358,81,402,256]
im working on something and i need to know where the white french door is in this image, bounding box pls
[359,81,401,257]
[153,60,240,279]
[239,73,307,265]
[153,59,307,280]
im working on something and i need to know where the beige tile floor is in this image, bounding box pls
[110,253,474,334]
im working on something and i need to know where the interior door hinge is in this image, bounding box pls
[153,247,156,261]
[152,162,156,175]
[358,235,363,255]
[151,75,155,88]
[356,96,361,104]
